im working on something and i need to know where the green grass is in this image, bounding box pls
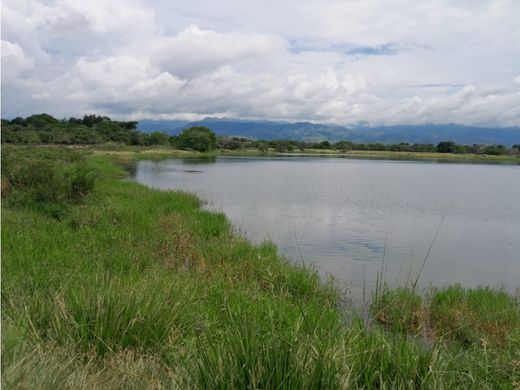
[2,145,519,388]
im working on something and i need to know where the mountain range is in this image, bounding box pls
[137,118,520,146]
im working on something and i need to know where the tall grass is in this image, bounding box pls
[2,145,519,389]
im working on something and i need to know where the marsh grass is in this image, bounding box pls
[2,145,519,389]
[371,286,520,346]
[370,287,424,335]
[429,285,520,347]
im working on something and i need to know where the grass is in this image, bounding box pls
[2,145,520,388]
[371,286,520,347]
[370,286,520,387]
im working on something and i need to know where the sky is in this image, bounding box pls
[2,0,520,126]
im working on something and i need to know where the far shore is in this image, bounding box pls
[83,145,520,164]
[9,144,520,164]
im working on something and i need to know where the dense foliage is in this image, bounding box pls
[1,114,142,145]
[2,113,519,156]
[176,126,217,152]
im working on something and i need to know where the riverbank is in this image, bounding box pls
[35,143,520,164]
[280,148,520,163]
[2,145,519,388]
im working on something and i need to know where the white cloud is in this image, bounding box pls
[150,25,286,78]
[1,0,520,126]
[1,40,34,80]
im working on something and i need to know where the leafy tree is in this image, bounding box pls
[274,144,288,152]
[96,121,131,143]
[70,128,104,144]
[177,126,217,152]
[319,140,331,149]
[82,114,110,128]
[26,113,59,128]
[115,121,138,130]
[483,144,507,155]
[413,144,436,152]
[452,145,468,154]
[437,141,456,153]
[257,141,269,152]
[10,117,27,126]
[148,131,171,146]
[335,141,354,151]
[367,143,386,151]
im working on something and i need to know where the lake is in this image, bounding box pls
[131,156,520,301]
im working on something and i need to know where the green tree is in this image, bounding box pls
[256,141,269,152]
[25,113,59,128]
[483,144,507,155]
[319,140,331,149]
[148,131,171,146]
[82,114,110,128]
[177,126,217,152]
[437,141,456,153]
[335,141,354,151]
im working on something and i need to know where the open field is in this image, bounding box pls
[2,145,519,388]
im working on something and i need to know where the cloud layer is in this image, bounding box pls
[2,0,520,126]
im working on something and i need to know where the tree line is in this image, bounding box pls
[2,113,519,155]
[224,138,520,156]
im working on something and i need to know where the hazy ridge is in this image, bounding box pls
[138,118,520,145]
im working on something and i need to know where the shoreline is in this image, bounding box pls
[20,144,520,164]
[85,145,520,164]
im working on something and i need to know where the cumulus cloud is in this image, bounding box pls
[1,40,34,80]
[150,25,286,78]
[1,0,520,126]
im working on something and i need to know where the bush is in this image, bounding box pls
[2,147,96,217]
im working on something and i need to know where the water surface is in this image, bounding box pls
[132,157,520,300]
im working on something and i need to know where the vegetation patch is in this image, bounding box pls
[370,287,424,335]
[429,285,520,347]
[371,285,520,348]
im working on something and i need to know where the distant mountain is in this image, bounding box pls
[137,119,191,133]
[138,118,520,146]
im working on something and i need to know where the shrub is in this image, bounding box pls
[2,147,96,216]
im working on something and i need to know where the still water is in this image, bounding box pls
[132,157,520,298]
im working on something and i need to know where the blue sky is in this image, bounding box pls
[2,0,520,126]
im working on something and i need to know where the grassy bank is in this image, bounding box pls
[33,143,520,164]
[2,145,519,388]
[280,149,520,163]
[95,146,520,163]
